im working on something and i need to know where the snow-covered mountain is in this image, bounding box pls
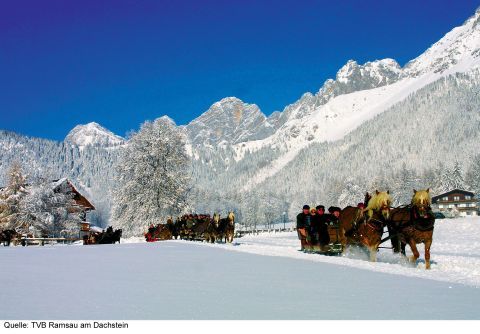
[186,8,480,191]
[185,97,275,148]
[404,7,480,77]
[65,122,125,148]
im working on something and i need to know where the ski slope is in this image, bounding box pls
[0,217,479,319]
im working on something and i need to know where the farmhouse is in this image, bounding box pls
[52,178,95,238]
[0,178,95,238]
[52,178,95,216]
[431,189,478,217]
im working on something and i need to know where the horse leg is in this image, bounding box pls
[390,228,401,253]
[424,239,432,270]
[407,239,420,265]
[369,246,378,262]
[401,242,406,256]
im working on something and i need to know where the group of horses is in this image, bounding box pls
[336,189,435,269]
[83,226,123,245]
[0,229,17,246]
[145,212,236,243]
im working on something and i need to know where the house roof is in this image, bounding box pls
[1,179,95,211]
[52,179,95,211]
[432,189,475,201]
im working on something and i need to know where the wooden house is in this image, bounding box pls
[52,179,95,217]
[431,189,478,217]
[52,179,96,238]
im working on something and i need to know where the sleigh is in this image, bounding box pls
[305,219,344,256]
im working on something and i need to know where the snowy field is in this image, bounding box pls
[1,217,479,319]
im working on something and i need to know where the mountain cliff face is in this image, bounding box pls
[185,97,276,148]
[187,8,480,158]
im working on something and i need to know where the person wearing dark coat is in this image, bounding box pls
[321,206,342,245]
[311,205,327,251]
[296,205,311,251]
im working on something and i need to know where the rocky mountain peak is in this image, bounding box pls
[186,97,271,146]
[65,122,125,148]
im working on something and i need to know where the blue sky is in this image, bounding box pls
[1,0,479,140]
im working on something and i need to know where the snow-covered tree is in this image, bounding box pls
[338,178,363,207]
[466,154,480,201]
[0,162,28,229]
[450,160,466,190]
[391,163,418,205]
[111,117,191,237]
[7,161,27,195]
[18,178,83,237]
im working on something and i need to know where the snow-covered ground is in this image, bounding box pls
[1,217,479,319]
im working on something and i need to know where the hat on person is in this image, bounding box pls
[316,205,325,210]
[328,206,341,213]
[303,204,310,210]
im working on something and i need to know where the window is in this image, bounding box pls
[443,196,449,201]
[459,204,466,208]
[465,195,471,200]
[454,196,460,201]
[439,205,444,208]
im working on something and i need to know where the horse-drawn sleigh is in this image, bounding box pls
[145,212,235,244]
[83,226,122,245]
[301,189,435,269]
[338,189,435,268]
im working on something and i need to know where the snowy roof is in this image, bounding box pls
[52,179,95,211]
[89,226,103,233]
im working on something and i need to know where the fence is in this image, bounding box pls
[235,226,296,237]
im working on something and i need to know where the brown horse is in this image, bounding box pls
[338,206,365,247]
[365,190,392,221]
[390,189,435,269]
[213,213,227,242]
[204,217,217,243]
[225,212,235,243]
[339,206,384,261]
[145,223,172,241]
[191,216,212,241]
[340,190,392,261]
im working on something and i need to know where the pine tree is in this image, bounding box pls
[466,154,480,201]
[451,160,466,189]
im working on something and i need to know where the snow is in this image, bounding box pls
[1,217,479,319]
[239,72,446,190]
[404,8,480,76]
[65,122,125,148]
